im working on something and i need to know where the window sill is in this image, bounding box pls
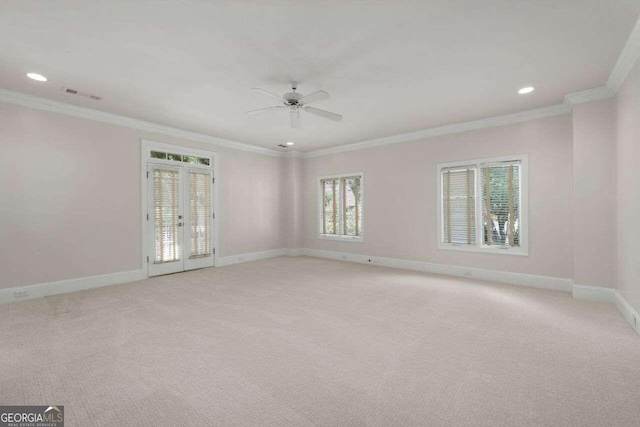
[438,243,528,256]
[318,234,364,243]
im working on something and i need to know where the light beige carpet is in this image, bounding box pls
[1,256,639,426]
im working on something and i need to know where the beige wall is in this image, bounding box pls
[0,104,140,288]
[0,102,286,289]
[572,99,616,287]
[302,114,574,279]
[1,73,636,295]
[615,60,640,313]
[283,156,303,250]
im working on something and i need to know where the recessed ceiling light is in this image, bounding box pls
[518,86,534,94]
[286,141,294,146]
[26,73,47,82]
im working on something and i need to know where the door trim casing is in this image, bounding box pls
[140,139,219,278]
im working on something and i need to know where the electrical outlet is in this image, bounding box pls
[463,269,473,277]
[14,290,30,299]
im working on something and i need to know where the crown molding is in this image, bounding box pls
[4,17,639,160]
[0,87,285,158]
[282,150,302,158]
[0,86,576,160]
[564,86,616,106]
[607,15,640,92]
[302,14,640,158]
[302,103,571,158]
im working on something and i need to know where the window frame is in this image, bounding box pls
[317,172,365,243]
[437,155,528,256]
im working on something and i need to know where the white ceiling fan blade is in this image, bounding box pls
[304,106,342,121]
[290,109,301,128]
[246,106,285,115]
[251,88,285,103]
[299,90,330,105]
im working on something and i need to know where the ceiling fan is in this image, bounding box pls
[246,83,342,128]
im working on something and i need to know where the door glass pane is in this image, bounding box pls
[154,167,181,263]
[183,156,198,164]
[189,170,212,259]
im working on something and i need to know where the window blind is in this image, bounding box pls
[442,167,476,245]
[189,170,212,259]
[153,167,181,263]
[481,162,520,247]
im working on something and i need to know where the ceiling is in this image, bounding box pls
[1,1,639,152]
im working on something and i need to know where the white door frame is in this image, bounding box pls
[140,139,219,278]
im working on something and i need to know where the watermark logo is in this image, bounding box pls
[0,405,64,427]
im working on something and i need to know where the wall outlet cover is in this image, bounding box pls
[14,290,30,299]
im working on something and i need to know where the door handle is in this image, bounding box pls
[178,222,183,227]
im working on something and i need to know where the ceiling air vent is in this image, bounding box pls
[62,87,102,101]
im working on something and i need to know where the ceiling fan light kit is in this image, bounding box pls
[246,82,342,128]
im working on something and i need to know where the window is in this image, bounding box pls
[318,173,363,241]
[438,155,528,255]
[150,150,210,165]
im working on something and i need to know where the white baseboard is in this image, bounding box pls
[303,249,638,335]
[285,248,304,257]
[0,269,145,305]
[572,284,616,303]
[571,284,639,336]
[217,248,289,267]
[4,250,635,337]
[302,248,573,292]
[0,247,299,304]
[614,291,640,336]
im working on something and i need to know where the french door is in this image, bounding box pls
[147,162,214,277]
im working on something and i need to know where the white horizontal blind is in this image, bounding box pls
[481,162,521,247]
[321,179,339,234]
[342,177,362,236]
[189,170,212,259]
[442,167,476,245]
[154,167,181,263]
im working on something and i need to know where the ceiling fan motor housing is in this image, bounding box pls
[284,91,302,105]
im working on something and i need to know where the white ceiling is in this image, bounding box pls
[1,0,639,152]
